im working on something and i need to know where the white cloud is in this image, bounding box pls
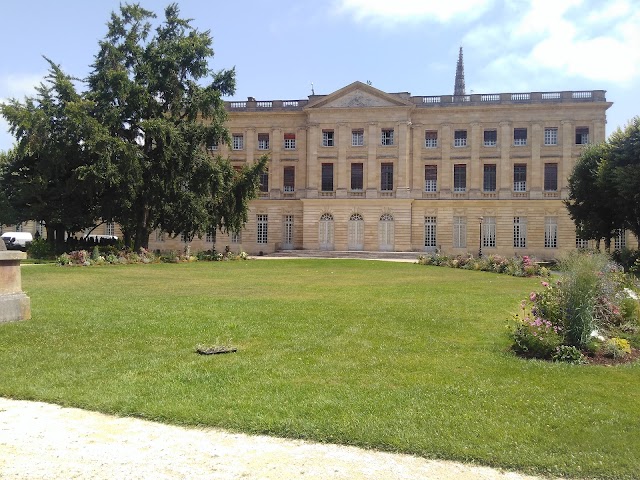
[335,0,495,25]
[467,0,640,88]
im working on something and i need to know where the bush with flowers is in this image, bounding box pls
[57,247,250,266]
[417,252,549,278]
[509,251,640,363]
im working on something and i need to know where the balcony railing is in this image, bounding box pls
[226,90,607,111]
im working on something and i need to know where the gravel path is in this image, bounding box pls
[0,397,553,480]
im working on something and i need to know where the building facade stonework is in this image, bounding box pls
[144,81,610,259]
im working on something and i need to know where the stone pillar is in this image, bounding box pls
[499,121,512,199]
[0,247,31,323]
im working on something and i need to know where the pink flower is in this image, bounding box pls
[541,281,549,288]
[529,292,537,302]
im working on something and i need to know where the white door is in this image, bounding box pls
[348,214,364,250]
[319,214,334,250]
[379,214,394,251]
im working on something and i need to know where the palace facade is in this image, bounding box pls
[3,56,621,259]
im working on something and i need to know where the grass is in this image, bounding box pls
[1,260,639,479]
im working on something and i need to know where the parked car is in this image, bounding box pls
[1,232,33,251]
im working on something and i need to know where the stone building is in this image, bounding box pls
[3,53,622,259]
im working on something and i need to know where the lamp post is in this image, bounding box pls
[478,216,484,258]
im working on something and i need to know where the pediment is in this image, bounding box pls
[305,81,413,109]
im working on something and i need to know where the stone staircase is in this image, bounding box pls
[261,250,422,261]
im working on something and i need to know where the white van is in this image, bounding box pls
[1,232,33,251]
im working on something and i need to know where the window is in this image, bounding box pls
[231,231,241,244]
[259,169,269,193]
[425,165,437,192]
[545,217,557,248]
[453,216,467,248]
[483,129,497,147]
[513,216,527,248]
[206,228,216,244]
[614,229,626,250]
[283,215,293,247]
[284,133,296,150]
[514,128,527,146]
[381,163,393,191]
[483,164,496,191]
[283,166,295,192]
[381,129,394,146]
[424,216,437,248]
[207,140,218,151]
[181,231,192,243]
[514,164,527,191]
[482,217,496,248]
[15,222,23,232]
[453,164,466,192]
[544,163,558,191]
[321,163,334,191]
[544,127,558,146]
[425,130,438,148]
[106,222,115,236]
[352,129,364,146]
[576,127,589,145]
[258,133,269,150]
[351,163,363,190]
[155,230,165,242]
[322,130,334,147]
[576,229,589,249]
[454,130,467,147]
[257,214,268,244]
[232,134,244,150]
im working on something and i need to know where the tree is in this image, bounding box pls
[85,3,265,249]
[607,117,640,244]
[0,60,106,251]
[565,143,621,251]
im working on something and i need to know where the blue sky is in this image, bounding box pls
[1,0,639,152]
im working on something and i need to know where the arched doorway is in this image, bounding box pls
[319,213,334,250]
[348,213,364,251]
[379,213,394,251]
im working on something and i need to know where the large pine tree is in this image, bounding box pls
[85,3,266,249]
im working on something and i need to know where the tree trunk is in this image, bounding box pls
[55,224,66,254]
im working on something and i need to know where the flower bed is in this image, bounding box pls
[418,253,549,277]
[56,247,249,266]
[508,251,640,364]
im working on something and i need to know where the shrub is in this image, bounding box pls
[602,337,631,359]
[27,238,55,259]
[552,345,586,364]
[160,251,179,263]
[511,300,563,359]
[418,253,547,278]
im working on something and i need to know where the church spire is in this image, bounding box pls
[454,46,466,97]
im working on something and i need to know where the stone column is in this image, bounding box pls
[469,122,481,198]
[530,123,542,199]
[396,121,411,198]
[0,245,31,323]
[499,121,512,199]
[306,124,319,198]
[366,122,378,198]
[336,123,348,198]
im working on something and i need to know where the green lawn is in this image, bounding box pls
[2,260,639,479]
